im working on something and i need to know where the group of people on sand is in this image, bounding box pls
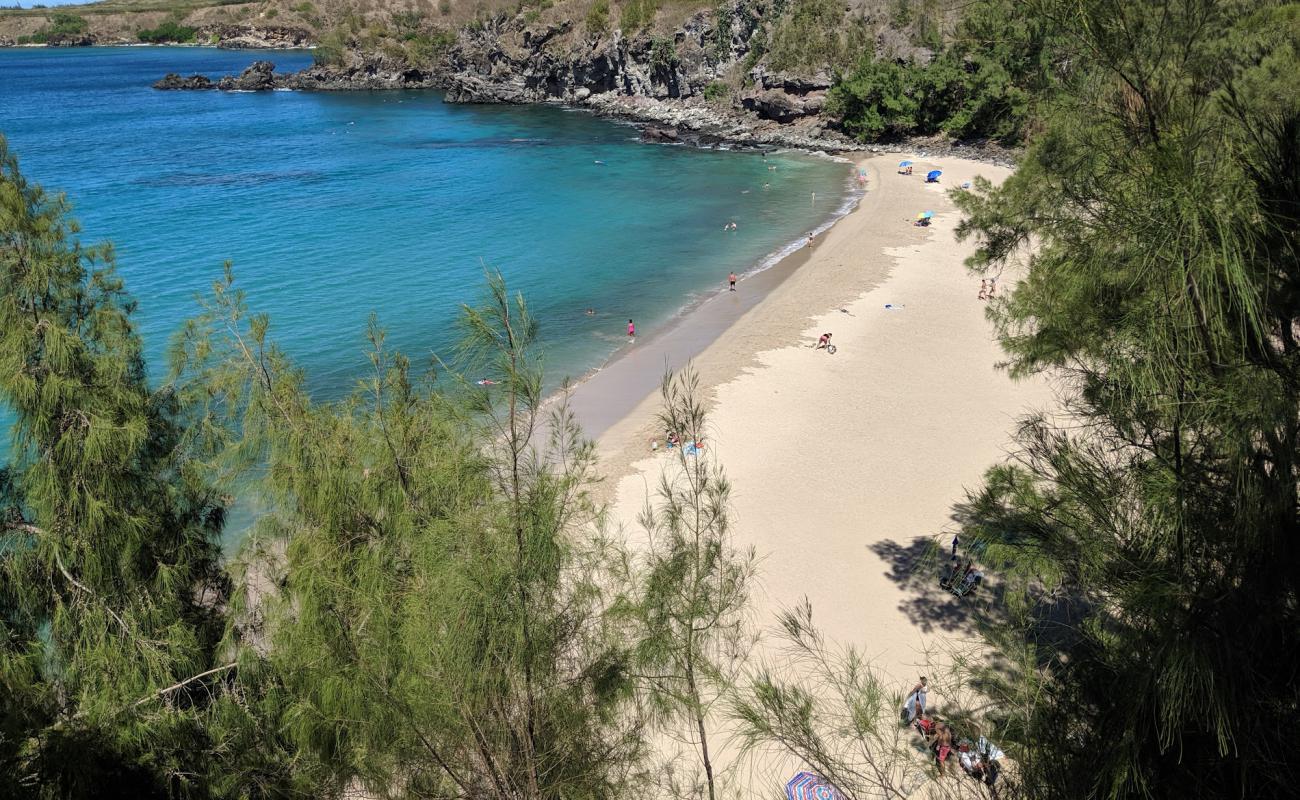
[978,278,997,300]
[651,429,705,452]
[941,534,984,596]
[904,677,1007,796]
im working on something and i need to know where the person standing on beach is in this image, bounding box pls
[905,677,928,722]
[978,279,988,300]
[729,272,737,291]
[627,319,636,338]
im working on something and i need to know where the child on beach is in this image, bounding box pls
[627,319,635,337]
[814,332,832,350]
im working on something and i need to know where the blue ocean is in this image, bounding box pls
[1,46,850,419]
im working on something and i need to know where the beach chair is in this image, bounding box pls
[950,573,981,597]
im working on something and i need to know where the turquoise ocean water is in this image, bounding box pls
[0,45,851,432]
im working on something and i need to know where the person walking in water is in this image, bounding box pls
[729,272,737,291]
[627,319,636,337]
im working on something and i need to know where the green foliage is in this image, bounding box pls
[0,136,251,796]
[312,28,348,66]
[586,0,609,33]
[136,20,198,44]
[16,10,86,43]
[438,0,452,15]
[611,368,755,800]
[825,0,1060,143]
[703,79,729,100]
[824,57,921,140]
[766,0,868,72]
[952,0,1300,796]
[731,601,929,798]
[170,270,648,799]
[619,0,658,32]
[405,27,457,65]
[649,35,679,72]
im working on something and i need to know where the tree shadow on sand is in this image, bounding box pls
[869,537,999,634]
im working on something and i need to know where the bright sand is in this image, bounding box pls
[588,154,1055,794]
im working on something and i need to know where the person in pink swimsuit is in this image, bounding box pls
[627,319,636,337]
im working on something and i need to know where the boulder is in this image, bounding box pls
[153,73,215,90]
[742,89,810,124]
[217,61,278,91]
[641,126,681,143]
[758,69,832,94]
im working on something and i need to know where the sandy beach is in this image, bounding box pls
[587,153,1055,795]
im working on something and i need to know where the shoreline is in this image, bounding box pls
[552,159,864,439]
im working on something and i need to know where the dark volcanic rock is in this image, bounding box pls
[282,55,438,91]
[153,73,215,90]
[757,69,832,94]
[743,89,813,124]
[641,126,681,143]
[217,60,278,91]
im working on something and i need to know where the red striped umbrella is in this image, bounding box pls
[785,772,845,800]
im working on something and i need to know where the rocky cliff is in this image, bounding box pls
[151,1,862,151]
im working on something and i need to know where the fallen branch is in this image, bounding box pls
[134,662,238,708]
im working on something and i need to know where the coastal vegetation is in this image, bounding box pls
[14,10,86,43]
[952,0,1300,795]
[2,2,1299,800]
[137,18,198,42]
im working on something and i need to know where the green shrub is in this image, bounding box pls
[136,20,198,44]
[703,80,729,101]
[825,48,1030,143]
[619,0,658,33]
[585,0,609,33]
[649,36,678,71]
[767,0,868,72]
[292,1,315,13]
[438,0,451,15]
[265,8,278,18]
[406,28,457,65]
[18,11,87,43]
[313,29,348,66]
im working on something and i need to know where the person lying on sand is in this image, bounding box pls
[814,332,832,350]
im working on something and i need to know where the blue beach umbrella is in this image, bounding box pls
[786,772,845,800]
[898,160,913,167]
[927,169,942,181]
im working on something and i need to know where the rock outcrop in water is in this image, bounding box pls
[154,73,215,91]
[217,61,279,91]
